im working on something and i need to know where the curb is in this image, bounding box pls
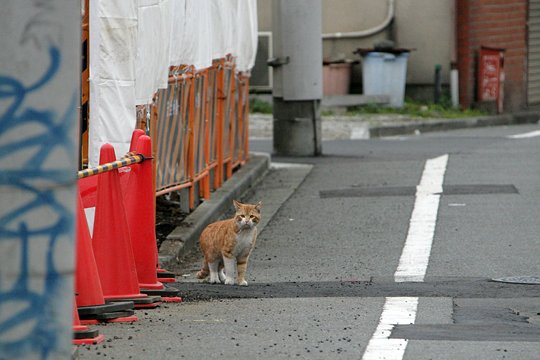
[368,111,540,138]
[158,154,270,270]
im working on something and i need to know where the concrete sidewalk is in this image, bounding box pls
[249,111,540,140]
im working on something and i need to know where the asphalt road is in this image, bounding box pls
[77,124,540,359]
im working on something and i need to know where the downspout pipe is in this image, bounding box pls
[322,0,395,39]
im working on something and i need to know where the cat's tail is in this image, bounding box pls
[196,260,209,279]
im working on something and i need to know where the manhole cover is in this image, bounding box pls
[492,276,540,285]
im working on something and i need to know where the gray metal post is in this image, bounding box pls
[0,1,80,358]
[270,0,323,156]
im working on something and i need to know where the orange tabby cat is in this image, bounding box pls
[196,200,262,286]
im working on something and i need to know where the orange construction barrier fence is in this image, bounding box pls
[149,58,251,209]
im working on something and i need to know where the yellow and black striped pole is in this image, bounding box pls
[78,153,149,179]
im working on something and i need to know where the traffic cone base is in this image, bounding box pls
[106,294,162,309]
[139,280,166,290]
[80,315,138,325]
[73,298,105,346]
[156,269,177,282]
[107,315,138,323]
[73,332,105,346]
[85,309,136,321]
[77,301,134,317]
[157,269,176,278]
[80,319,99,325]
[135,301,163,309]
[162,297,183,303]
[140,285,180,298]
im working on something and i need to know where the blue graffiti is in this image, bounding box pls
[0,46,76,359]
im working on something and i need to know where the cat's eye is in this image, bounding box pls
[249,215,255,219]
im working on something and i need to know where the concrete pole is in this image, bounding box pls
[0,1,80,359]
[271,0,323,156]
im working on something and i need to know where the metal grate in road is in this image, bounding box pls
[319,184,518,198]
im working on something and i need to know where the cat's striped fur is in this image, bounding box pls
[196,200,261,286]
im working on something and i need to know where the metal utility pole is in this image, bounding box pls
[0,1,80,358]
[270,0,323,156]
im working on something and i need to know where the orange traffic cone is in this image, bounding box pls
[129,129,177,284]
[75,191,138,323]
[123,135,182,302]
[92,144,161,308]
[129,128,145,152]
[124,135,162,289]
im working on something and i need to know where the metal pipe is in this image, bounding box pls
[450,62,459,108]
[78,153,146,179]
[322,0,395,39]
[434,64,442,104]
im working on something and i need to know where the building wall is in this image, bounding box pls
[457,0,527,111]
[257,0,455,93]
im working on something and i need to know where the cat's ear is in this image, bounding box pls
[255,201,262,211]
[233,200,242,210]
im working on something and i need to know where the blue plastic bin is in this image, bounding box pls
[362,52,409,107]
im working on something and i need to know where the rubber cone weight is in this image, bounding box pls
[73,299,105,345]
[157,270,176,279]
[141,285,181,298]
[77,301,134,316]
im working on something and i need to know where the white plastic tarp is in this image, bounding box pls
[236,0,258,72]
[169,0,213,69]
[89,0,258,167]
[135,0,172,104]
[210,0,236,60]
[158,0,173,88]
[135,0,161,104]
[89,0,137,167]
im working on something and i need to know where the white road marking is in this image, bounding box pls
[507,130,540,139]
[362,297,419,360]
[395,154,448,282]
[362,154,448,360]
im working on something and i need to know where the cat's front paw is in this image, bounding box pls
[224,277,236,285]
[238,280,248,286]
[208,275,221,284]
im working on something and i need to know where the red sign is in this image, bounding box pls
[479,54,499,100]
[478,46,505,112]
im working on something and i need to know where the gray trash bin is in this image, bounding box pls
[359,51,410,108]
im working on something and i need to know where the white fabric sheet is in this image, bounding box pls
[236,0,258,72]
[89,0,258,167]
[89,0,137,167]
[135,1,161,104]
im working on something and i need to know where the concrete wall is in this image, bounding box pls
[258,0,455,91]
[0,0,80,358]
